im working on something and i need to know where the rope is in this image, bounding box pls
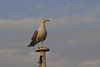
[37,56,43,67]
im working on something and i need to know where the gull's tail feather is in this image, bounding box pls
[28,41,37,47]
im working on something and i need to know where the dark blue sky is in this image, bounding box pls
[0,0,100,19]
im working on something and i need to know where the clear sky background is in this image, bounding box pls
[0,0,100,67]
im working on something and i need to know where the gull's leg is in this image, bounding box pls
[37,40,40,48]
[41,40,43,48]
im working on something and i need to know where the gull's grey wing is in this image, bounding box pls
[31,30,38,40]
[28,30,38,47]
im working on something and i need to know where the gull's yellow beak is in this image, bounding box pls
[46,19,50,22]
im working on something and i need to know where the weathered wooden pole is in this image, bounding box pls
[35,47,50,67]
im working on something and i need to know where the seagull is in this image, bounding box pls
[28,18,50,48]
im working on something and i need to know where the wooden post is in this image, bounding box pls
[35,47,50,67]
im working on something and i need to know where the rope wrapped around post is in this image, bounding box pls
[37,56,43,67]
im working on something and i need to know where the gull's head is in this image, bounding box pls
[40,18,50,23]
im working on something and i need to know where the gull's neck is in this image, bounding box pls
[38,21,46,30]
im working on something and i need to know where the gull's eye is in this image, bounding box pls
[42,18,45,20]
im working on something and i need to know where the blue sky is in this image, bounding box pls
[0,0,100,67]
[1,0,100,19]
